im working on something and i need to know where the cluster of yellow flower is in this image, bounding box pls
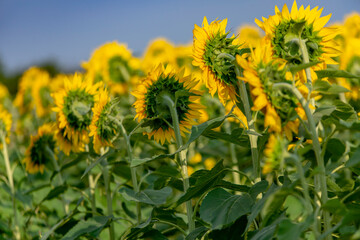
[0,0,358,179]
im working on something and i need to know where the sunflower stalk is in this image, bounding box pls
[45,146,69,214]
[100,155,115,240]
[114,117,142,225]
[161,94,195,232]
[235,65,260,181]
[218,52,260,181]
[272,82,331,239]
[1,134,20,240]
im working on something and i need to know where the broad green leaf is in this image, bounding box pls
[322,199,347,216]
[245,184,278,232]
[248,214,286,240]
[313,80,350,94]
[122,202,136,219]
[284,195,304,220]
[42,185,67,202]
[152,208,187,230]
[119,186,172,206]
[186,226,208,240]
[202,129,250,147]
[277,219,302,240]
[81,149,115,179]
[216,180,250,192]
[289,61,320,75]
[62,216,110,240]
[208,215,248,240]
[200,188,253,229]
[331,100,358,123]
[177,160,227,205]
[326,138,345,160]
[315,69,360,79]
[345,147,360,167]
[131,113,233,167]
[313,105,336,123]
[249,180,269,200]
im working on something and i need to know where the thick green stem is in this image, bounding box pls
[235,66,260,181]
[273,83,331,238]
[162,95,195,232]
[85,144,97,216]
[1,135,20,240]
[45,146,68,214]
[117,121,141,225]
[101,157,115,240]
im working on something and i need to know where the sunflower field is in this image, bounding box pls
[1,1,360,239]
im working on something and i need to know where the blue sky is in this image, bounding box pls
[0,0,359,74]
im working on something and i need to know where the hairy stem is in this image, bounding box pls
[162,94,195,232]
[1,134,20,240]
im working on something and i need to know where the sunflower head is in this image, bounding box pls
[142,38,176,71]
[255,0,340,68]
[0,106,12,148]
[343,13,360,39]
[237,25,263,48]
[263,134,286,175]
[82,42,141,95]
[52,73,100,145]
[237,43,302,138]
[132,65,203,144]
[193,16,240,104]
[89,89,119,154]
[23,124,56,174]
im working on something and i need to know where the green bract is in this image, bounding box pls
[273,19,323,64]
[144,74,191,131]
[63,89,95,130]
[204,32,238,85]
[95,100,119,141]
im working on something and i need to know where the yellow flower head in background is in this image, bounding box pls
[189,152,202,164]
[0,105,12,148]
[23,124,56,174]
[82,41,141,95]
[343,12,360,40]
[0,83,10,102]
[132,64,204,144]
[193,16,239,105]
[142,38,176,71]
[14,67,49,115]
[204,157,216,170]
[89,89,119,154]
[255,0,340,77]
[237,43,304,139]
[237,25,263,48]
[263,134,285,175]
[31,71,53,118]
[52,73,100,146]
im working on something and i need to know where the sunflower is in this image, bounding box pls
[52,73,100,146]
[262,134,285,175]
[32,71,53,118]
[132,65,204,144]
[0,105,12,148]
[14,67,49,115]
[54,117,85,156]
[23,124,56,174]
[82,41,141,95]
[237,43,305,139]
[142,38,177,71]
[0,83,9,102]
[193,16,240,105]
[338,38,360,100]
[89,89,119,154]
[237,25,263,48]
[343,13,360,40]
[255,0,340,81]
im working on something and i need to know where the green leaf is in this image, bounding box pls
[249,180,269,200]
[62,216,110,240]
[284,195,304,220]
[326,138,345,160]
[119,187,172,206]
[200,188,253,229]
[250,214,286,240]
[245,184,278,232]
[186,226,208,240]
[313,105,336,123]
[345,148,360,167]
[216,180,250,192]
[313,80,350,94]
[289,61,320,75]
[81,149,115,179]
[277,219,302,240]
[130,113,233,167]
[331,100,358,123]
[202,129,250,147]
[315,69,360,79]
[177,160,227,205]
[42,185,67,202]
